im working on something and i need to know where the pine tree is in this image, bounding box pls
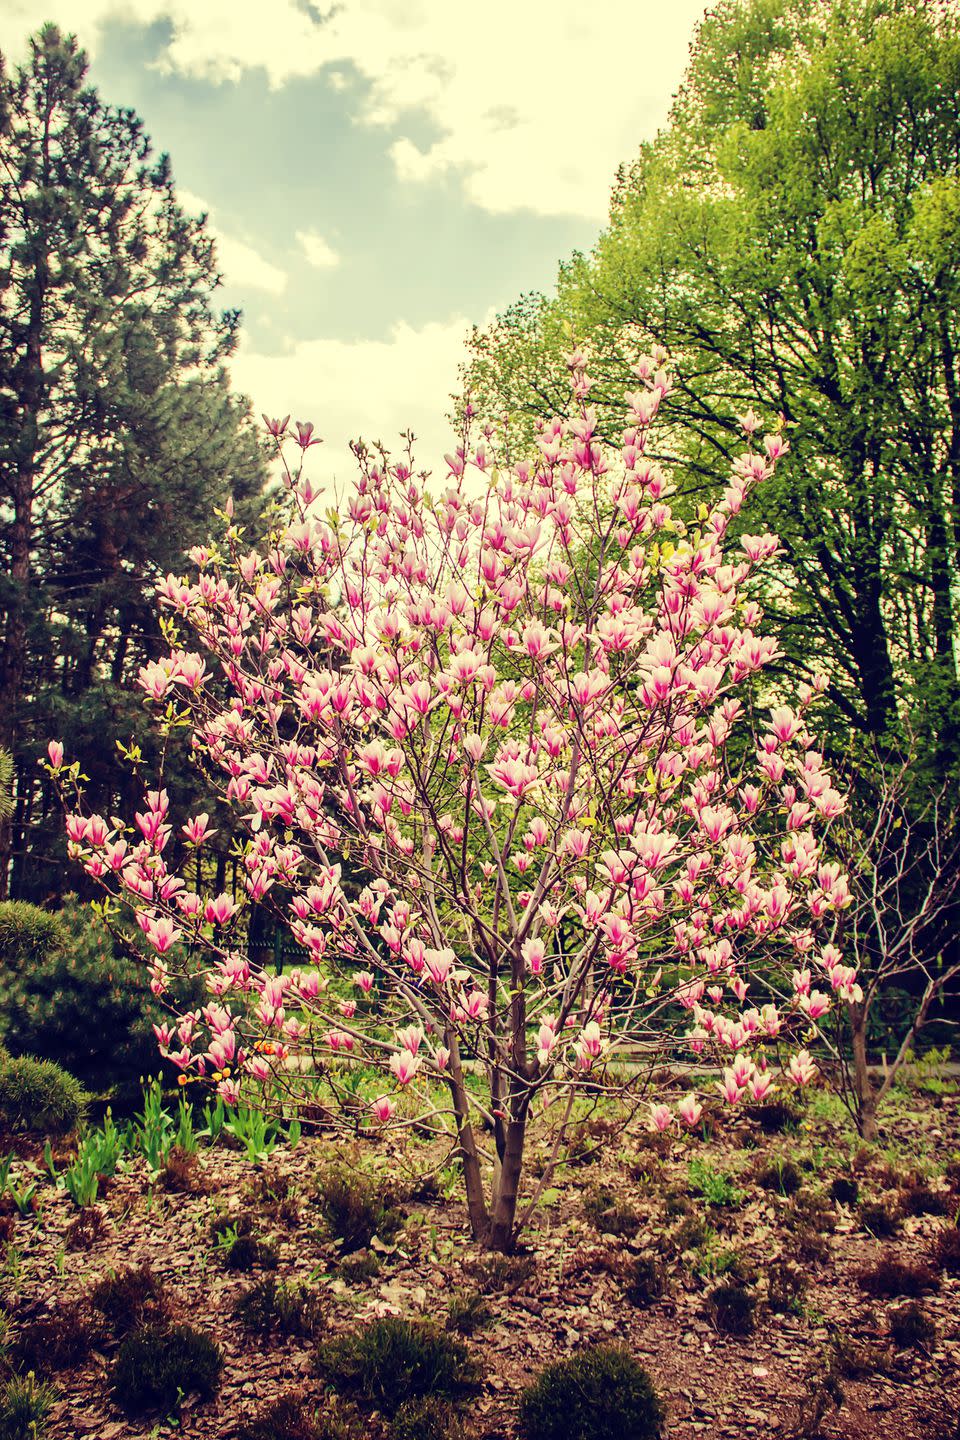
[0,25,269,894]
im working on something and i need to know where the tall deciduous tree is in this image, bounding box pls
[0,25,268,895]
[462,0,960,793]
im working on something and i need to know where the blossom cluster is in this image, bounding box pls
[57,350,856,1144]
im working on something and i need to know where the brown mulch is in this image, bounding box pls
[4,1087,959,1440]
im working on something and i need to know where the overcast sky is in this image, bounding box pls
[1,1,709,481]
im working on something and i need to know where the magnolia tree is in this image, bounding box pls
[55,349,858,1250]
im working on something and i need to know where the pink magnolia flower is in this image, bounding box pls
[371,1096,396,1122]
[677,1094,703,1128]
[390,1050,421,1085]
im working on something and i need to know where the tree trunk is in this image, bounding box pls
[487,1115,526,1252]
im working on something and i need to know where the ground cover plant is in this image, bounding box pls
[0,1070,954,1439]
[59,356,858,1253]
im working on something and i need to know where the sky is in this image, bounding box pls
[0,0,710,482]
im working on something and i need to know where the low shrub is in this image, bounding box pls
[11,1305,95,1372]
[234,1276,322,1337]
[767,1258,808,1314]
[889,1300,935,1349]
[582,1183,641,1235]
[0,1057,86,1135]
[210,1212,278,1271]
[0,1371,57,1440]
[829,1176,859,1206]
[318,1318,476,1415]
[747,1099,801,1134]
[705,1281,757,1335]
[858,1253,939,1298]
[899,1185,949,1218]
[755,1158,802,1197]
[313,1163,401,1253]
[89,1263,167,1336]
[446,1289,493,1336]
[933,1226,960,1275]
[112,1322,222,1412]
[391,1395,464,1440]
[518,1345,663,1440]
[463,1252,535,1295]
[621,1256,667,1307]
[0,900,201,1105]
[859,1201,902,1238]
[236,1396,358,1440]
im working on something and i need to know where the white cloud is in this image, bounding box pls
[230,313,489,488]
[179,188,287,296]
[296,229,340,270]
[1,1,709,220]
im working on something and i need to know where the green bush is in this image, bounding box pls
[318,1318,476,1415]
[0,1056,85,1134]
[112,1322,222,1412]
[518,1346,663,1440]
[706,1281,757,1335]
[313,1162,402,1252]
[391,1395,463,1440]
[235,1395,358,1440]
[89,1263,167,1336]
[0,903,65,969]
[233,1276,322,1336]
[0,899,201,1103]
[0,1371,56,1440]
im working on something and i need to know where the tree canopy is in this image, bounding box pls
[0,25,270,896]
[462,0,960,794]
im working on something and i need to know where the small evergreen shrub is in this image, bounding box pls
[391,1395,463,1440]
[112,1322,222,1412]
[755,1158,802,1196]
[889,1300,935,1349]
[767,1258,808,1314]
[11,1305,95,1372]
[747,1099,801,1134]
[313,1163,401,1252]
[0,900,202,1104]
[582,1183,641,1235]
[89,1263,167,1336]
[858,1253,938,1298]
[0,1371,56,1440]
[934,1226,960,1275]
[0,1057,86,1134]
[233,1276,322,1337]
[236,1396,358,1440]
[446,1289,493,1335]
[518,1345,663,1440]
[462,1252,535,1295]
[210,1212,278,1271]
[0,903,65,968]
[829,1176,859,1206]
[899,1185,949,1217]
[621,1256,667,1307]
[318,1318,476,1415]
[706,1281,757,1335]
